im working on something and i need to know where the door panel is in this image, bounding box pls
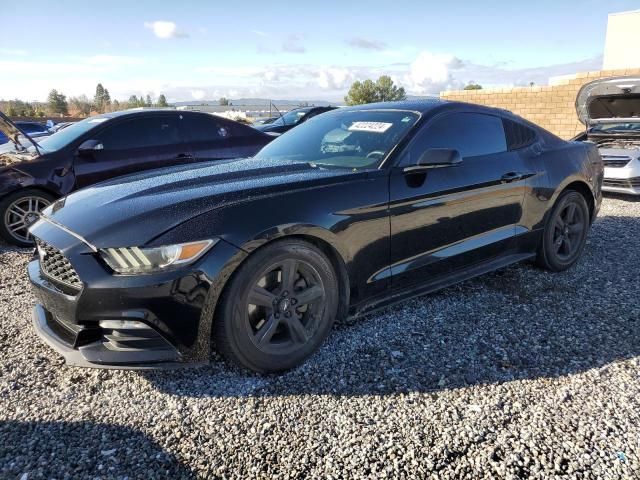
[73,114,191,188]
[389,112,528,287]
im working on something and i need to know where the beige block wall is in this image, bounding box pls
[440,68,640,139]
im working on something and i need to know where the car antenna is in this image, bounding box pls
[271,101,283,120]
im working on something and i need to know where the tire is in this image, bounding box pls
[0,189,55,247]
[214,239,339,373]
[536,190,590,272]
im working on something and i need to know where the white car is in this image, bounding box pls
[574,76,640,195]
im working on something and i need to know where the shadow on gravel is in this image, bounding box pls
[0,420,196,479]
[140,215,640,398]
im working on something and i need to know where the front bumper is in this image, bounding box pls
[601,152,640,195]
[27,218,242,369]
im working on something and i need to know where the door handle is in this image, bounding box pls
[501,172,524,183]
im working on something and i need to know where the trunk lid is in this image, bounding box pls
[576,76,640,125]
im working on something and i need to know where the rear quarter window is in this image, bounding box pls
[502,118,538,150]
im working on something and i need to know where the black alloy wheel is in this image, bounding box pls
[215,239,339,372]
[537,190,590,272]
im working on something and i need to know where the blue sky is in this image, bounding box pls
[1,0,638,102]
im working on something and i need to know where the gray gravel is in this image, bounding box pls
[1,195,639,479]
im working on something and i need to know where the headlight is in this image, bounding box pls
[99,239,217,274]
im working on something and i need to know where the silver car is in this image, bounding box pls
[575,76,640,195]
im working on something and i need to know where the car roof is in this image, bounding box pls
[339,98,530,121]
[95,108,221,120]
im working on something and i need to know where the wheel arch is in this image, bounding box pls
[559,180,596,223]
[212,231,351,340]
[0,181,60,203]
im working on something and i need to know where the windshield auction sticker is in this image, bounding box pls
[348,122,393,133]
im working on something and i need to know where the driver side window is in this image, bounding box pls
[405,112,507,164]
[96,116,181,150]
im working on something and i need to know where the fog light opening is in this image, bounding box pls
[98,320,151,329]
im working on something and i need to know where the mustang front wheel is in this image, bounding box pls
[215,239,339,372]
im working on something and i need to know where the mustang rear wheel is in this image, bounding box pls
[537,190,590,272]
[0,189,55,247]
[214,239,339,373]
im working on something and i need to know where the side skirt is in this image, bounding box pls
[348,252,536,319]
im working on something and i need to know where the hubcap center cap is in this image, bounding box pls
[278,298,291,312]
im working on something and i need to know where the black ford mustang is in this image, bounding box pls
[28,100,603,372]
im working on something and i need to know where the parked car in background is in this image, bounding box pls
[50,121,75,133]
[253,106,336,135]
[0,120,52,145]
[0,109,273,246]
[252,116,278,126]
[27,100,602,372]
[574,76,640,195]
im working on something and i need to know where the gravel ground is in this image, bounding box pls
[1,194,639,479]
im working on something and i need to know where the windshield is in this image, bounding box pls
[255,109,420,168]
[271,108,312,127]
[35,116,108,152]
[589,122,640,134]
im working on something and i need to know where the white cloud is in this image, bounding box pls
[346,37,386,51]
[144,21,189,39]
[282,34,306,53]
[317,68,356,90]
[0,48,27,56]
[251,30,269,37]
[84,55,143,67]
[406,51,463,94]
[191,89,206,100]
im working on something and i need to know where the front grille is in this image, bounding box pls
[601,155,632,168]
[35,239,82,292]
[603,177,640,189]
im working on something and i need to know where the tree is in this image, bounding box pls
[69,95,92,116]
[145,95,152,107]
[344,75,406,105]
[6,105,17,117]
[463,82,482,90]
[157,94,168,107]
[47,89,68,116]
[103,89,112,111]
[94,83,106,113]
[128,95,139,108]
[218,97,229,106]
[376,75,406,102]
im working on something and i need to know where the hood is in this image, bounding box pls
[41,158,359,248]
[0,111,41,152]
[576,76,640,125]
[253,122,281,132]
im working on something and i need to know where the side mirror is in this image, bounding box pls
[404,148,462,172]
[77,139,104,157]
